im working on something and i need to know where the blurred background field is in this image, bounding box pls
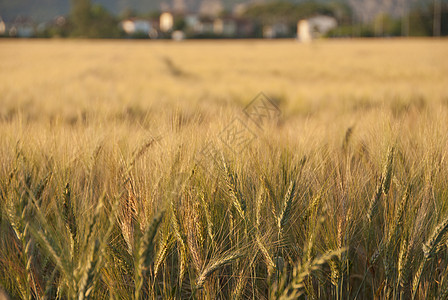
[1,39,447,123]
[2,39,448,299]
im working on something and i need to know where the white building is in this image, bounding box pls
[196,18,214,34]
[263,23,289,39]
[297,20,311,43]
[172,30,185,41]
[0,18,5,35]
[121,19,152,35]
[213,18,237,36]
[160,12,174,32]
[298,15,337,42]
[185,14,200,30]
[9,17,35,38]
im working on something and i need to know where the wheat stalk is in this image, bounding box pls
[411,260,424,300]
[120,178,138,254]
[422,215,448,260]
[277,180,296,231]
[397,234,410,294]
[232,268,248,300]
[367,178,383,223]
[222,160,246,220]
[388,185,410,244]
[195,252,242,289]
[261,175,277,218]
[342,126,354,152]
[171,204,187,288]
[62,183,77,242]
[381,147,394,195]
[200,192,215,247]
[256,233,275,275]
[254,185,275,275]
[128,137,160,171]
[279,249,345,299]
[408,215,448,299]
[410,215,448,299]
[135,211,164,300]
[255,186,264,229]
[153,230,173,279]
[139,211,165,273]
[78,239,100,300]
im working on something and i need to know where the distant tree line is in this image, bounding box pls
[242,1,351,37]
[242,0,448,38]
[39,0,121,38]
[328,1,448,37]
[31,0,448,38]
[71,0,121,38]
[243,1,352,24]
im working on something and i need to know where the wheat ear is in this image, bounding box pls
[278,180,296,231]
[196,252,242,289]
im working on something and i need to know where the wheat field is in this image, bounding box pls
[1,39,448,299]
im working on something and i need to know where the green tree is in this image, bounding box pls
[243,1,336,25]
[406,1,448,36]
[173,17,186,31]
[70,0,92,37]
[90,4,121,38]
[70,0,120,38]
